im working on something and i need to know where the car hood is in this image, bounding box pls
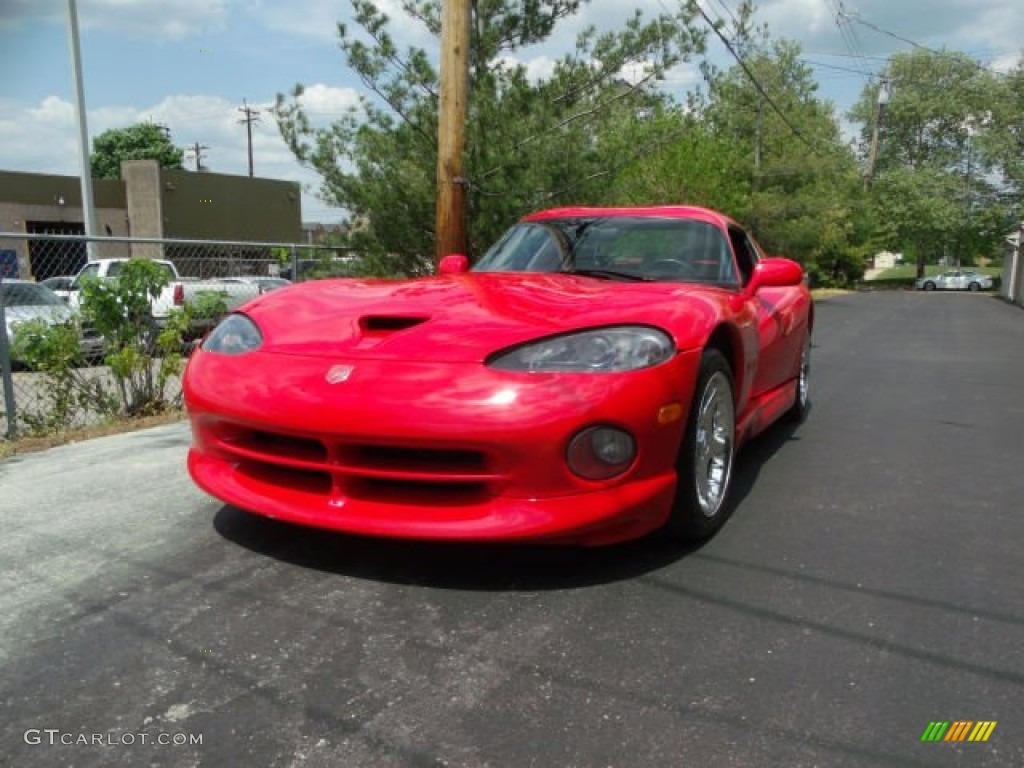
[4,305,73,329]
[242,273,727,362]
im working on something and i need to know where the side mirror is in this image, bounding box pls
[743,258,804,298]
[438,254,469,275]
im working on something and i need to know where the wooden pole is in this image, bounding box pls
[436,0,471,264]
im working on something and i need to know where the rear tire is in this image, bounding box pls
[664,349,736,543]
[786,330,811,423]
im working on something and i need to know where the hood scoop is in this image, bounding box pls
[359,314,430,338]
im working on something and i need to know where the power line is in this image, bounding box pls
[838,9,943,57]
[238,97,261,177]
[692,2,821,155]
[829,0,875,85]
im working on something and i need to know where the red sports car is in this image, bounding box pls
[185,206,813,545]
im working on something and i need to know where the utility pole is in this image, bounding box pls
[750,97,763,239]
[753,97,762,173]
[238,98,261,177]
[435,0,471,264]
[864,79,889,190]
[186,142,209,172]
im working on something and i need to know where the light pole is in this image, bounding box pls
[66,0,98,260]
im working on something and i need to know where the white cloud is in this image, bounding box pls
[294,83,362,119]
[243,0,431,46]
[493,54,559,84]
[0,91,351,224]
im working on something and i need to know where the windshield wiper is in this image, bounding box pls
[562,268,652,282]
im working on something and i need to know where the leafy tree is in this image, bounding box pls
[274,0,706,273]
[677,11,868,283]
[610,110,750,215]
[982,56,1024,203]
[90,123,184,180]
[849,50,1011,276]
[10,320,118,435]
[80,259,188,416]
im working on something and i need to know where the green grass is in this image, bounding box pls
[872,264,1002,280]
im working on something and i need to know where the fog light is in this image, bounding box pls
[567,426,636,480]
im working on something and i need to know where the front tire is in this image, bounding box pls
[922,281,936,291]
[968,282,981,292]
[665,349,736,542]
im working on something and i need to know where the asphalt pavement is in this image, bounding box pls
[1,290,1022,767]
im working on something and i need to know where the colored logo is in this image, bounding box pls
[921,721,996,742]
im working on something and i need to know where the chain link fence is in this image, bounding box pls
[0,232,361,439]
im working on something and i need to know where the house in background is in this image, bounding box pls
[0,160,302,280]
[871,251,902,270]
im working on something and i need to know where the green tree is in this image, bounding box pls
[80,259,188,416]
[679,12,868,283]
[850,50,1010,276]
[273,0,706,274]
[90,123,184,180]
[982,56,1024,202]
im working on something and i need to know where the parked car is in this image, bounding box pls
[40,275,77,302]
[915,270,993,292]
[217,276,292,294]
[185,205,813,546]
[1,280,104,365]
[66,259,261,339]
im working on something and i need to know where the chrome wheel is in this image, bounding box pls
[694,370,735,518]
[797,336,810,409]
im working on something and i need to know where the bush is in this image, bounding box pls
[12,259,194,434]
[10,319,119,435]
[80,259,189,416]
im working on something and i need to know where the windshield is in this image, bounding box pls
[1,283,65,307]
[104,261,176,281]
[473,216,737,285]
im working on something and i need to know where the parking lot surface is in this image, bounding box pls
[1,291,1022,767]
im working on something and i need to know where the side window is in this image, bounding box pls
[727,227,759,286]
[72,263,99,289]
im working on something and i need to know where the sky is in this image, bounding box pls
[0,0,1020,227]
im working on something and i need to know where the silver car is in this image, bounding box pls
[915,270,993,292]
[1,280,104,365]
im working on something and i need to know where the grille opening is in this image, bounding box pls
[360,315,429,333]
[234,430,327,463]
[237,460,332,495]
[350,444,487,472]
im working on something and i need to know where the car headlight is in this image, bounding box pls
[487,326,674,372]
[200,313,263,355]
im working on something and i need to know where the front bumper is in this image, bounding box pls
[185,347,701,545]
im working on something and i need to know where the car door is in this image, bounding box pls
[727,227,806,398]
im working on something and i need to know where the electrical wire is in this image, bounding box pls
[691,1,823,154]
